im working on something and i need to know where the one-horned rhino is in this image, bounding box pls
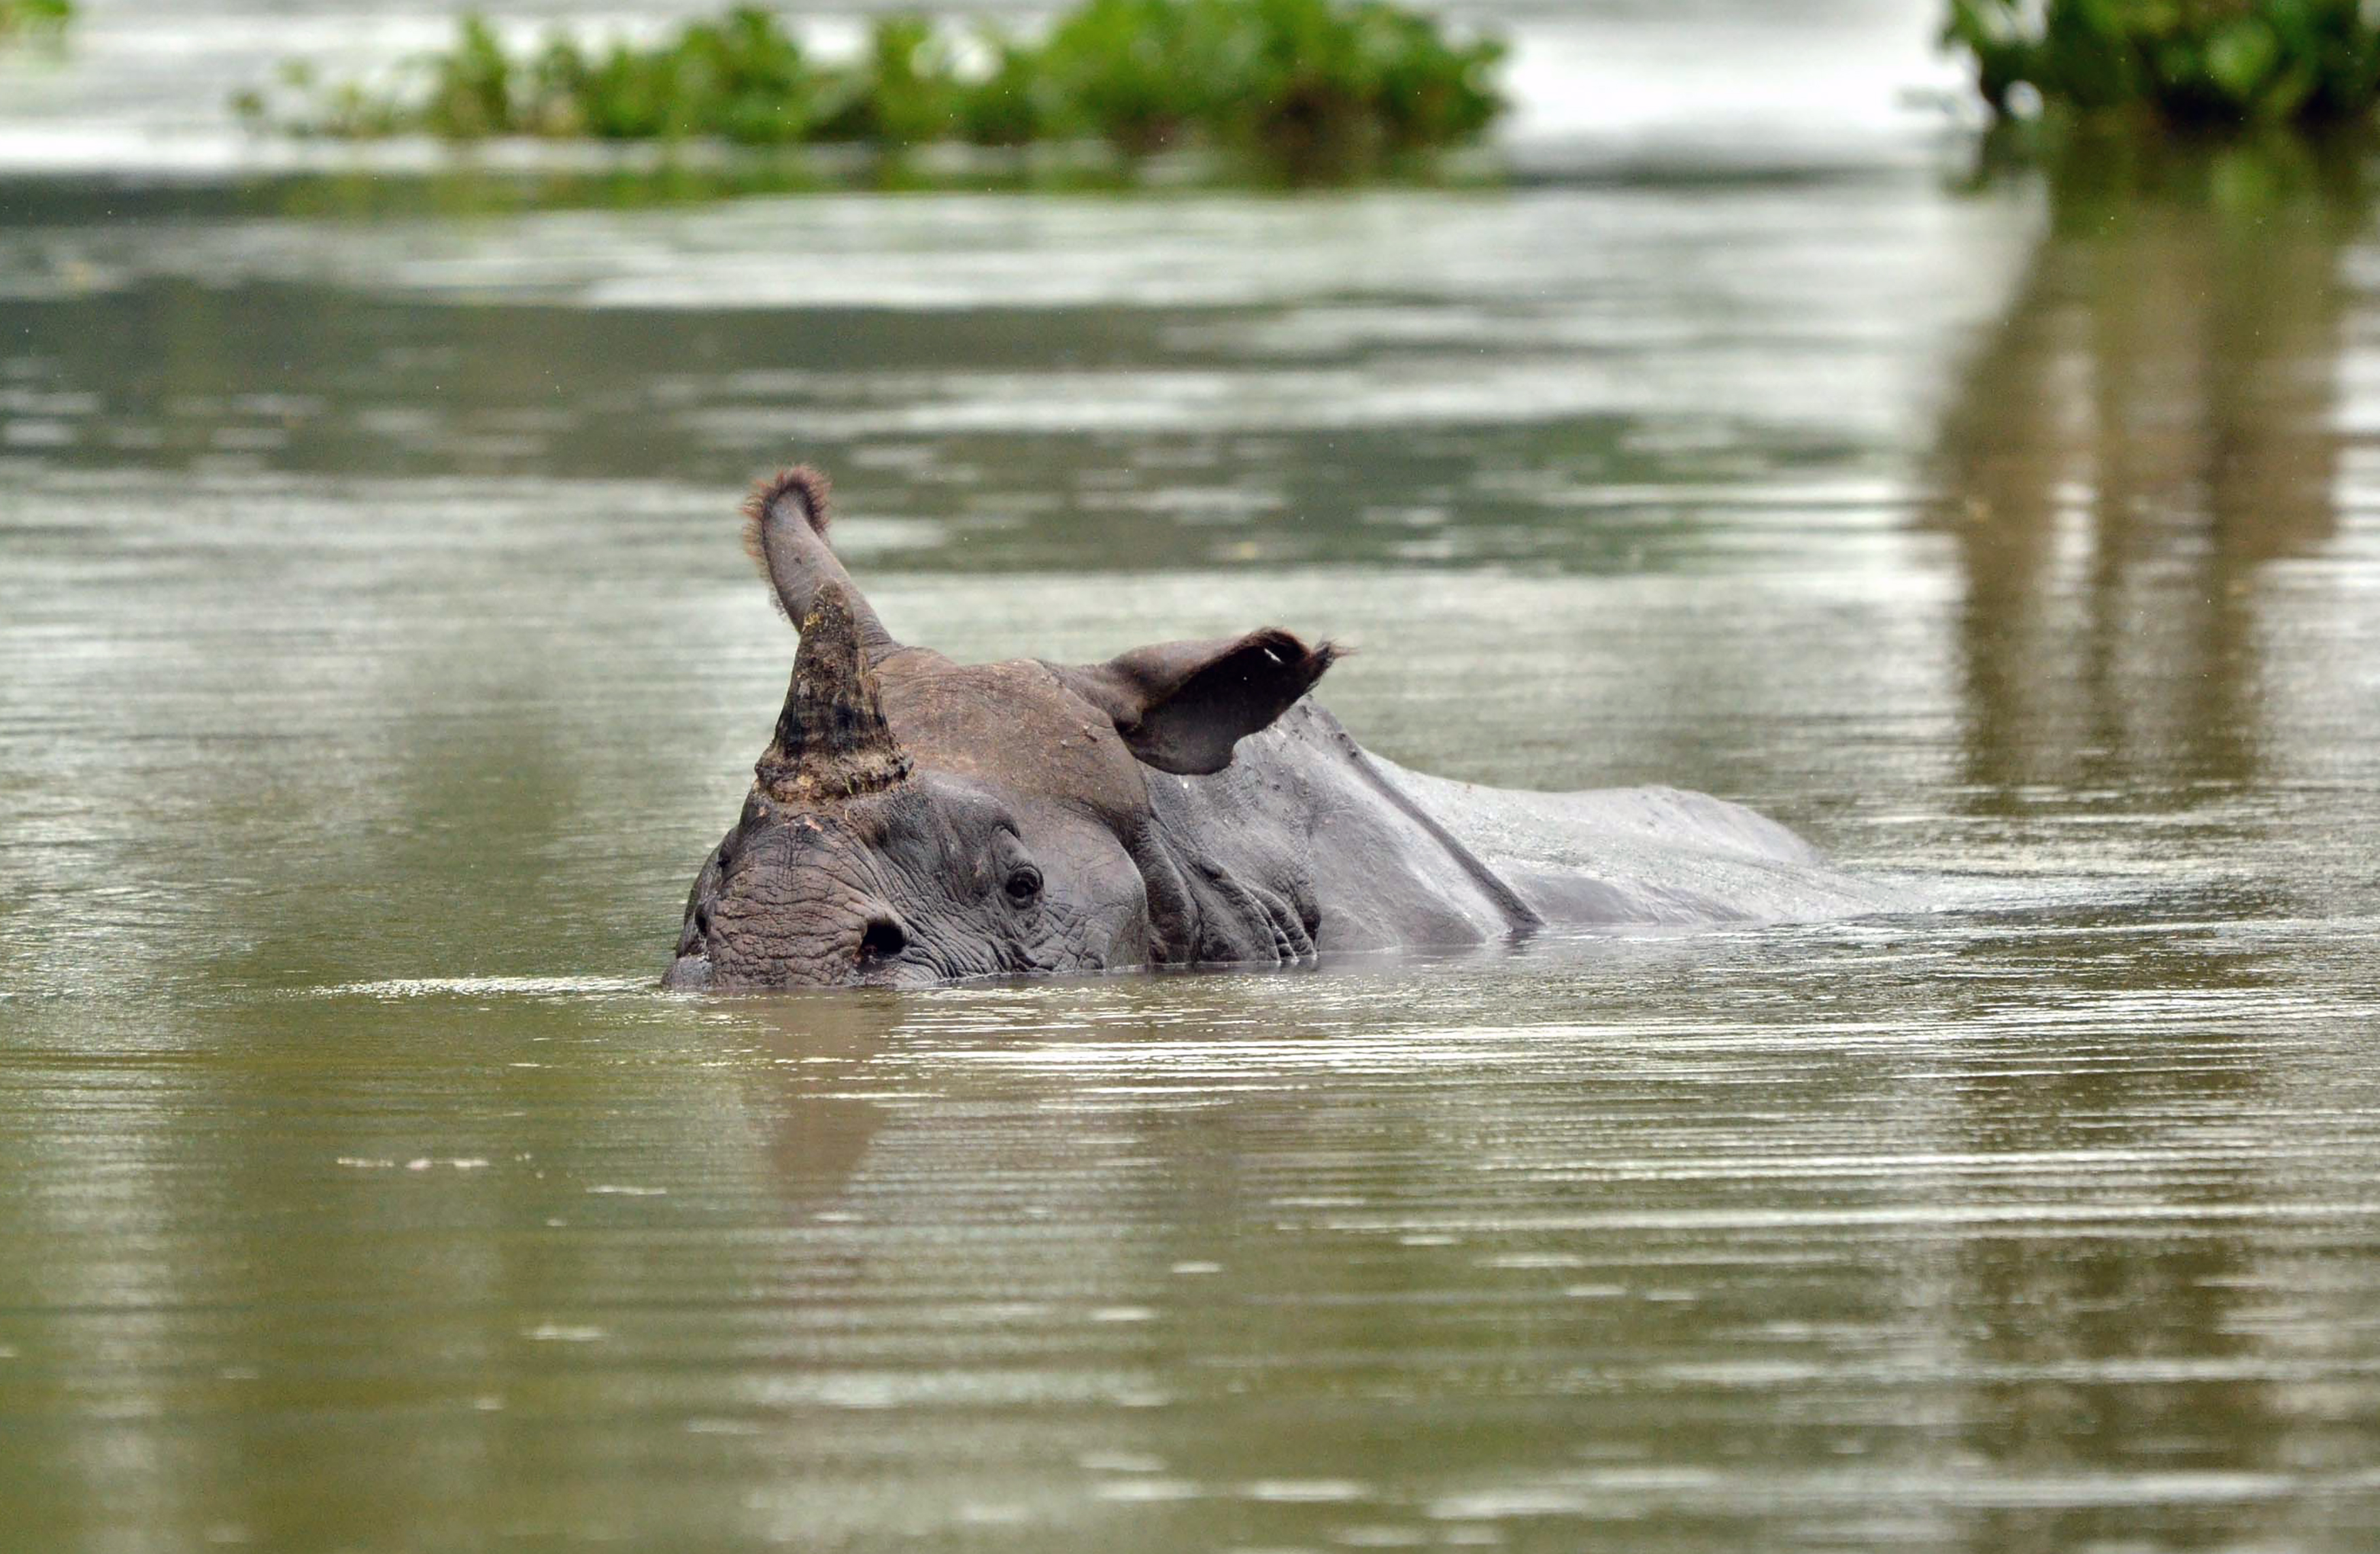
[664,467,1884,992]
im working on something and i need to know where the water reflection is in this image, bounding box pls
[0,171,2022,573]
[738,994,901,1215]
[1931,135,2363,808]
[1918,139,2379,1547]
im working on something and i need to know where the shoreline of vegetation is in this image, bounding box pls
[1945,0,2380,129]
[235,0,1506,181]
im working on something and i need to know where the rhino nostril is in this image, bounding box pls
[857,917,908,964]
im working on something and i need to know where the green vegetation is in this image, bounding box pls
[1945,0,2380,126]
[237,1,1506,178]
[0,0,71,41]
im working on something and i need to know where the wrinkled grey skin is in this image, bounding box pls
[665,467,1865,992]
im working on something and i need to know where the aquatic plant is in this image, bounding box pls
[1945,0,2380,126]
[1030,0,1506,163]
[0,0,72,42]
[237,0,1505,176]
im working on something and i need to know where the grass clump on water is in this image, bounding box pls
[236,1,1506,178]
[1945,0,2380,127]
[0,0,71,41]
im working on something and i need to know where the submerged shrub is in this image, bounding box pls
[0,0,72,41]
[1030,0,1503,163]
[239,0,1505,176]
[809,16,966,146]
[1945,0,2380,126]
[525,7,821,141]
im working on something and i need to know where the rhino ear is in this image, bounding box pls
[1057,628,1340,776]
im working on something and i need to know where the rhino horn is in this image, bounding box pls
[756,583,913,801]
[743,466,900,665]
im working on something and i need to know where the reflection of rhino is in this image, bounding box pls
[666,468,1875,990]
[736,996,903,1209]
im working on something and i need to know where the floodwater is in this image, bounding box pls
[5,3,2380,1551]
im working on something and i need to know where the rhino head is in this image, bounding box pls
[662,467,1338,991]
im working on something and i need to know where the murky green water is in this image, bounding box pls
[8,7,2380,1549]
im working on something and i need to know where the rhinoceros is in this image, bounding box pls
[664,467,1882,991]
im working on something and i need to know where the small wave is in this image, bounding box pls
[313,975,655,999]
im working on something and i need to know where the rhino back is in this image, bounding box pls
[1148,702,1530,955]
[1149,703,1903,960]
[1367,757,1911,927]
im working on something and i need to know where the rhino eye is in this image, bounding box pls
[1003,864,1042,906]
